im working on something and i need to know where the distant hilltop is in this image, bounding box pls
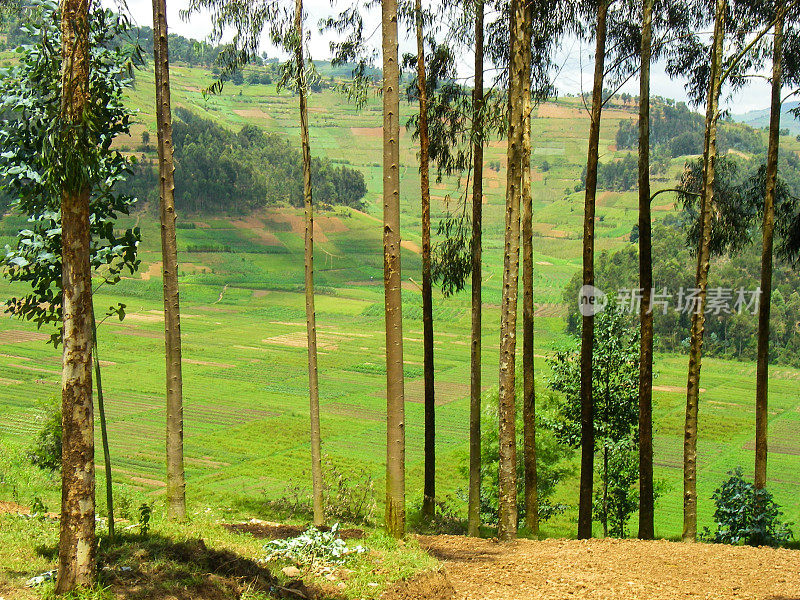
[732,101,800,135]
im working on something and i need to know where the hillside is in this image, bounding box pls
[733,100,800,134]
[1,52,799,545]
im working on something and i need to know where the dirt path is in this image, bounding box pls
[418,536,800,600]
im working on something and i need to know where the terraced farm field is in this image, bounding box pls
[1,61,798,539]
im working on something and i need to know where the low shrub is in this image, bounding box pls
[701,467,794,547]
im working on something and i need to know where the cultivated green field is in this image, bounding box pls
[0,60,798,540]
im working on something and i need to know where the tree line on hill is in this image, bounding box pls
[119,109,368,213]
[4,0,800,594]
[565,217,800,367]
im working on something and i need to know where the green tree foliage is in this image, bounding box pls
[27,399,62,472]
[0,0,141,344]
[582,154,638,192]
[564,216,800,366]
[546,304,639,448]
[120,110,367,214]
[592,437,639,538]
[616,100,703,156]
[701,467,794,547]
[678,155,761,257]
[546,304,640,535]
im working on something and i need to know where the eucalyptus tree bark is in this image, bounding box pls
[153,0,186,521]
[637,0,655,541]
[56,0,96,590]
[497,0,525,541]
[91,310,115,540]
[578,0,609,540]
[683,0,725,543]
[467,0,485,538]
[383,0,405,538]
[520,0,537,535]
[295,0,324,526]
[755,5,785,491]
[416,0,436,519]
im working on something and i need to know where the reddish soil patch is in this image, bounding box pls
[140,261,162,281]
[183,358,235,368]
[653,385,707,394]
[0,500,27,514]
[233,108,272,122]
[0,330,50,344]
[223,521,365,540]
[401,240,422,254]
[419,535,800,600]
[381,570,456,600]
[534,303,565,318]
[263,210,333,243]
[231,215,283,246]
[350,126,383,138]
[537,103,580,119]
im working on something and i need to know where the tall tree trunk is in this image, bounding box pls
[56,0,96,590]
[416,0,436,520]
[578,0,609,540]
[637,0,655,541]
[498,0,524,541]
[683,0,725,543]
[296,0,324,526]
[91,310,114,540]
[467,0,485,538]
[602,445,608,537]
[153,0,186,521]
[383,0,405,539]
[520,0,537,535]
[755,5,784,491]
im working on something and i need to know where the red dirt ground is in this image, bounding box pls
[418,535,800,600]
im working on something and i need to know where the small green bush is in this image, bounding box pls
[27,400,62,472]
[701,467,794,547]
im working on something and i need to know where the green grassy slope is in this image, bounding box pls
[0,61,798,540]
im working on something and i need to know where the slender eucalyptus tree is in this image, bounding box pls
[91,311,114,539]
[672,0,789,540]
[182,0,329,523]
[682,0,724,542]
[637,0,655,540]
[153,0,186,521]
[1,2,141,567]
[294,0,325,526]
[383,0,406,538]
[468,0,485,538]
[578,0,610,540]
[755,2,786,492]
[520,0,537,535]
[498,0,525,541]
[414,0,436,519]
[57,0,96,589]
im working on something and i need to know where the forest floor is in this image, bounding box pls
[417,535,800,600]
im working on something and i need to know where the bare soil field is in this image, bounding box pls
[418,536,800,600]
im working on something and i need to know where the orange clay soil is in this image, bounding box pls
[417,535,800,600]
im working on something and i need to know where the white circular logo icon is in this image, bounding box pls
[579,285,607,317]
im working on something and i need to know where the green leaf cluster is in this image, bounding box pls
[0,0,142,344]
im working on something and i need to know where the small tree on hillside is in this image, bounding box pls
[546,303,640,537]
